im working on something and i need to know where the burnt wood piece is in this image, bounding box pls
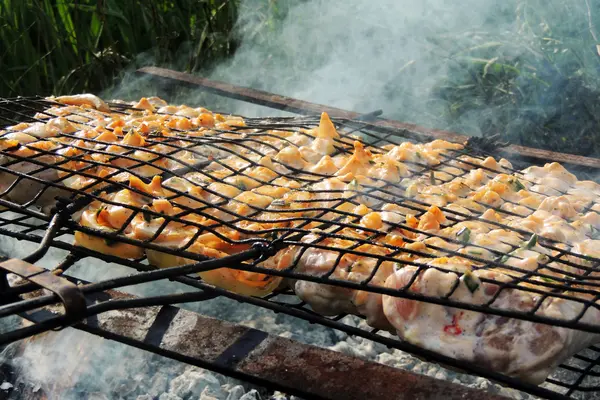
[19,290,508,400]
[136,66,600,170]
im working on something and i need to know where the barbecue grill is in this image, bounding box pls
[1,67,600,400]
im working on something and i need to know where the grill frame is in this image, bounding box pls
[0,72,599,399]
[2,97,600,332]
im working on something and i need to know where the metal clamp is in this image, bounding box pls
[0,258,87,324]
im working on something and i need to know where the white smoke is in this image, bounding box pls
[208,0,515,127]
[2,1,596,399]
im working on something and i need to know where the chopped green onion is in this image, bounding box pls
[463,271,479,293]
[509,178,526,191]
[500,254,511,263]
[541,276,556,283]
[415,151,422,159]
[368,160,375,165]
[95,206,105,219]
[348,261,362,273]
[457,227,471,244]
[235,179,247,190]
[271,199,286,207]
[468,249,483,255]
[523,233,538,249]
[590,225,600,239]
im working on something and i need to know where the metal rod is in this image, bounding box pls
[22,213,64,264]
[136,66,600,170]
[17,285,561,400]
[0,94,598,399]
[0,245,264,319]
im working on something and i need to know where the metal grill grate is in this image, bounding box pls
[0,96,599,399]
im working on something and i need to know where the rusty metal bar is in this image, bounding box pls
[136,66,600,170]
[0,259,86,323]
[18,289,508,400]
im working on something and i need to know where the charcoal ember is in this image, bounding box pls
[239,389,262,400]
[159,393,183,400]
[269,392,291,400]
[224,385,245,400]
[147,372,169,397]
[169,369,221,398]
[87,393,110,400]
[114,377,140,398]
[200,386,222,400]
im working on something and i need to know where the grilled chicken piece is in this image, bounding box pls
[382,259,600,384]
[7,94,600,386]
[50,94,110,112]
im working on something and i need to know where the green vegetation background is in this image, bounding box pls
[2,0,600,157]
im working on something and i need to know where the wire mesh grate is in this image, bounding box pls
[0,95,600,399]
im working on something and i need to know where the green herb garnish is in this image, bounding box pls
[235,179,247,190]
[95,206,105,219]
[416,151,422,159]
[368,160,375,165]
[271,199,286,207]
[103,238,117,247]
[457,227,471,244]
[463,271,479,293]
[468,249,483,255]
[541,276,556,283]
[500,253,511,263]
[509,178,526,191]
[429,170,435,185]
[523,233,538,249]
[347,261,360,273]
[589,225,600,239]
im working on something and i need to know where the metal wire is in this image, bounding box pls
[0,221,593,400]
[1,96,600,398]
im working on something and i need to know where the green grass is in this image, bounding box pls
[430,0,600,156]
[2,0,600,156]
[0,0,239,97]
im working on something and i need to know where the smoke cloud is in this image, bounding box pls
[208,0,514,123]
[206,0,600,155]
[4,1,600,399]
[105,0,600,154]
